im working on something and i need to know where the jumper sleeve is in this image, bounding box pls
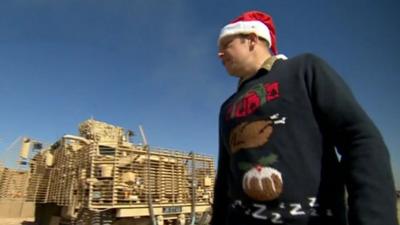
[305,54,398,225]
[210,114,231,225]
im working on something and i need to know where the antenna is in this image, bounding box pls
[138,126,148,146]
[138,125,157,225]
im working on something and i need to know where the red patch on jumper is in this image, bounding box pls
[265,82,279,101]
[225,82,281,120]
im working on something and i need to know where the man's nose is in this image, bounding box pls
[218,52,224,59]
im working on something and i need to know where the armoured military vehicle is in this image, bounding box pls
[26,119,215,225]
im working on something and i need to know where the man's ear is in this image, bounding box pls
[248,33,258,49]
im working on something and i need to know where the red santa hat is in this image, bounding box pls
[219,10,278,55]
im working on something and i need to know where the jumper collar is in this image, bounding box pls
[238,54,287,88]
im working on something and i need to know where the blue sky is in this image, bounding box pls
[0,0,399,188]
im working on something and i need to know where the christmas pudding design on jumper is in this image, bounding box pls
[229,113,286,153]
[240,154,283,201]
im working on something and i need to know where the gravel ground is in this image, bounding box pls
[0,218,35,225]
[0,202,398,225]
[398,200,400,224]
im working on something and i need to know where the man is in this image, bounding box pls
[212,10,398,225]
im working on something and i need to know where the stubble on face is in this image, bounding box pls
[219,35,251,78]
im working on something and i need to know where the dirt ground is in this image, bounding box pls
[0,218,35,225]
[0,202,398,225]
[398,200,400,224]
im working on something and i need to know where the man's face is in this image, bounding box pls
[218,34,253,77]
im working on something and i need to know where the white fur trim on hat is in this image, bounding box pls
[275,54,287,60]
[218,20,271,47]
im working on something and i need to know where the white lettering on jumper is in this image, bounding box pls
[251,204,284,223]
[289,203,306,215]
[252,204,267,220]
[271,212,283,224]
[230,197,334,224]
[308,197,319,216]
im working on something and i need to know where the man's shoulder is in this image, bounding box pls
[274,53,329,75]
[285,53,325,65]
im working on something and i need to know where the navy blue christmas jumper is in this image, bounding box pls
[211,53,397,225]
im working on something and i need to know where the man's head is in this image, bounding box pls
[217,11,278,78]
